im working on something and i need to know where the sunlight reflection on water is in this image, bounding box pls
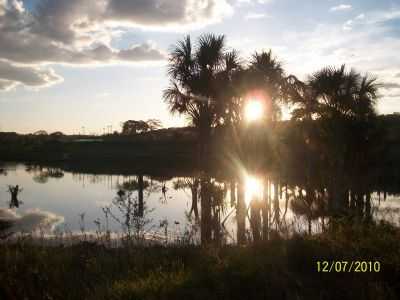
[0,162,399,243]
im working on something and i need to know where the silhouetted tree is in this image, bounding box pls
[121,119,162,135]
[287,65,380,217]
[163,34,242,161]
[32,130,48,136]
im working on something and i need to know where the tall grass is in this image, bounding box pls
[1,220,399,299]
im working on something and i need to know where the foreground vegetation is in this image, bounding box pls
[1,221,399,300]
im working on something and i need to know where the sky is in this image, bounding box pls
[0,0,399,134]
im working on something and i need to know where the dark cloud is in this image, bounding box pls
[0,0,230,90]
[0,1,166,64]
[117,42,166,61]
[0,60,62,90]
[105,0,231,27]
[382,82,400,89]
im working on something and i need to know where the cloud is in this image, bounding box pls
[330,4,352,12]
[272,8,400,114]
[385,92,400,99]
[0,0,232,90]
[0,60,63,91]
[116,42,166,62]
[244,12,267,20]
[105,0,233,28]
[355,13,365,20]
[382,82,400,90]
[342,20,353,31]
[0,208,64,234]
[236,0,272,5]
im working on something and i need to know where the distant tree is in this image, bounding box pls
[121,119,162,135]
[145,119,162,131]
[33,130,48,135]
[50,131,64,136]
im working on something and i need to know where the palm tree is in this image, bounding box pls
[309,65,378,120]
[164,34,245,245]
[289,65,380,216]
[286,75,319,121]
[163,34,243,162]
[244,50,287,122]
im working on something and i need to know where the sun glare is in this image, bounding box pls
[245,175,263,204]
[245,100,264,122]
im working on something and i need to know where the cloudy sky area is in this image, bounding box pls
[0,0,399,134]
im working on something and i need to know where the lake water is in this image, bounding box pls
[0,162,399,243]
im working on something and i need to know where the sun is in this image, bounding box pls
[245,175,263,204]
[245,99,264,122]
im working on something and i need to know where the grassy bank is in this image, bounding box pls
[1,221,399,300]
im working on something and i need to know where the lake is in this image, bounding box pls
[0,162,399,243]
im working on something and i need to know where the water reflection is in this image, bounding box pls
[0,162,399,245]
[0,207,64,235]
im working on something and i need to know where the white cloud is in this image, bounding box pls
[244,12,268,20]
[272,8,400,113]
[235,0,272,7]
[96,92,110,98]
[330,4,352,12]
[355,13,365,20]
[342,20,353,31]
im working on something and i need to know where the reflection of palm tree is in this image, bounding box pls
[236,180,246,244]
[138,175,144,217]
[117,176,149,217]
[194,176,228,245]
[173,177,200,220]
[291,190,328,234]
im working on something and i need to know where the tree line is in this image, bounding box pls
[163,33,385,244]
